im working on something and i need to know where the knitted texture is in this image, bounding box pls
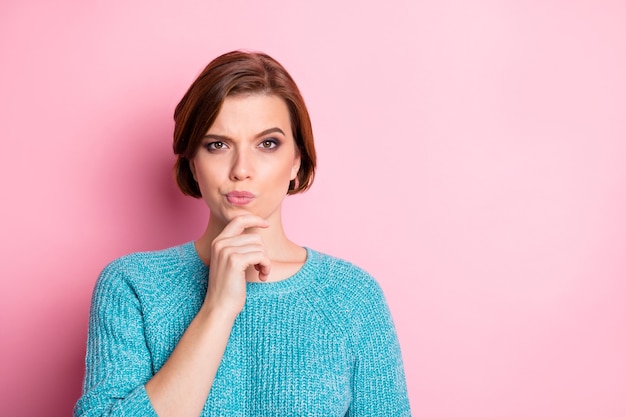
[74,242,411,416]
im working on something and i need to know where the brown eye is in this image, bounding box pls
[206,141,226,151]
[259,139,279,149]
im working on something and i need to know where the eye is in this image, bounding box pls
[259,138,279,150]
[205,141,227,151]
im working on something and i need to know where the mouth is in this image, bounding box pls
[225,191,255,206]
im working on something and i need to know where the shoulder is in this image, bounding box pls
[304,249,397,349]
[309,249,382,289]
[105,243,191,272]
[94,242,199,294]
[306,248,387,311]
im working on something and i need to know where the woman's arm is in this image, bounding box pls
[75,215,270,417]
[348,275,412,416]
[145,215,270,416]
[74,262,159,417]
[143,304,236,416]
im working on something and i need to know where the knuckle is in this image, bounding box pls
[211,238,224,252]
[221,246,235,259]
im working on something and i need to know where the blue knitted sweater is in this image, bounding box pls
[75,242,411,416]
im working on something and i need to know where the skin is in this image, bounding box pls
[145,94,307,417]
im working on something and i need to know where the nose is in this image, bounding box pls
[230,149,253,181]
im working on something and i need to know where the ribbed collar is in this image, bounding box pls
[181,241,317,297]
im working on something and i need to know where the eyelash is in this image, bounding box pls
[203,138,280,152]
[259,138,280,149]
[204,141,226,151]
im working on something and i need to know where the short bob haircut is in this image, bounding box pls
[173,50,316,198]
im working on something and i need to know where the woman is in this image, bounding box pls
[75,50,411,416]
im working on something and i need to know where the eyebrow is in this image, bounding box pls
[203,127,286,141]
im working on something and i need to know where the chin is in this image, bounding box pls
[214,207,260,222]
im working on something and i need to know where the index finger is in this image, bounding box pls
[219,215,269,238]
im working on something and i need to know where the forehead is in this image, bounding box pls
[207,94,292,136]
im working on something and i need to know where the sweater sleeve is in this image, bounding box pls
[348,275,412,416]
[74,261,158,417]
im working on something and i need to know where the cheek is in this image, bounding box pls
[277,162,297,181]
[195,167,219,191]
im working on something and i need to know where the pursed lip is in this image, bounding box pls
[225,191,255,205]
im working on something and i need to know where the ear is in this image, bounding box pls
[290,149,301,181]
[189,159,198,182]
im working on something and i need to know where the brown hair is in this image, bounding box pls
[173,50,316,197]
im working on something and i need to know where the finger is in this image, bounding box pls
[216,239,271,281]
[219,215,269,238]
[227,250,271,279]
[214,233,264,251]
[254,260,271,282]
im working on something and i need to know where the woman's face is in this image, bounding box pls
[190,94,301,226]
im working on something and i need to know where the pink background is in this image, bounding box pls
[1,1,625,416]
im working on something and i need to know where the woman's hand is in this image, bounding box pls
[145,214,270,416]
[203,215,271,320]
